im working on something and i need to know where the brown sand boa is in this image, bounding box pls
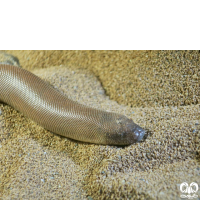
[0,64,145,145]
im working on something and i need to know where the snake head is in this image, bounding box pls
[105,115,146,145]
[125,119,145,142]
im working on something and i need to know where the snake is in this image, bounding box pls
[0,64,145,145]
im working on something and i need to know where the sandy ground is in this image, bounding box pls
[0,51,199,200]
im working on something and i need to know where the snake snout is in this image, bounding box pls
[126,120,145,142]
[132,125,145,142]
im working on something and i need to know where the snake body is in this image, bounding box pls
[0,64,145,145]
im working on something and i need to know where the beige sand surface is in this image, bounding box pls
[0,51,199,200]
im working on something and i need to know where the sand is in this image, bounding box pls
[0,50,199,200]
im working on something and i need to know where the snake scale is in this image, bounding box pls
[0,64,145,145]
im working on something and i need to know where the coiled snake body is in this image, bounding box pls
[0,64,145,145]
